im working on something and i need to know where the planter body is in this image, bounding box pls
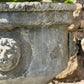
[0,2,76,84]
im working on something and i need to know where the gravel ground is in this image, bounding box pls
[49,80,84,84]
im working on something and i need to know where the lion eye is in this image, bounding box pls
[6,51,11,54]
[0,49,3,52]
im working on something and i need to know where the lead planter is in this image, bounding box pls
[0,2,76,84]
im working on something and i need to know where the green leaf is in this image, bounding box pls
[64,0,74,3]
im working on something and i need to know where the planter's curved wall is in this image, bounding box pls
[0,2,76,84]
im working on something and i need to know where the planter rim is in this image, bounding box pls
[0,2,76,12]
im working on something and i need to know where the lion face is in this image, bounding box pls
[0,38,21,72]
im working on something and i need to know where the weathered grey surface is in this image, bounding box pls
[0,11,73,30]
[0,26,68,83]
[0,2,76,11]
[0,2,76,84]
[0,2,76,30]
